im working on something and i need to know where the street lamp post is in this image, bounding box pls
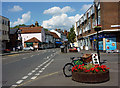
[94,1,101,64]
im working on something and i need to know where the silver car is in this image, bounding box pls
[23,46,34,51]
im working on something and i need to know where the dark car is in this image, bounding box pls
[2,49,11,53]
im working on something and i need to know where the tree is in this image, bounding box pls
[44,28,48,31]
[10,24,26,29]
[68,26,76,43]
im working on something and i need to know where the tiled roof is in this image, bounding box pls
[49,32,60,39]
[24,37,41,43]
[20,26,43,33]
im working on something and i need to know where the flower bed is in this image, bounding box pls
[72,64,110,83]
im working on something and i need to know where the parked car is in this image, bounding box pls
[106,49,120,53]
[2,49,11,53]
[16,46,23,51]
[69,47,78,52]
[23,46,34,51]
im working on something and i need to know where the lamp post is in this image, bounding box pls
[94,1,101,64]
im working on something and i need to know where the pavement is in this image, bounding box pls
[0,50,33,56]
[2,48,120,88]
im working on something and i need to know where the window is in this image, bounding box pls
[2,19,4,24]
[98,10,101,25]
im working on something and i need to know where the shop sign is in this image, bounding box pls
[104,34,116,38]
[105,38,116,50]
[90,34,104,40]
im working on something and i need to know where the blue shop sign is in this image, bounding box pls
[105,38,116,50]
[99,41,103,50]
[90,34,105,40]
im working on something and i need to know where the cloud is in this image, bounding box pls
[80,4,92,12]
[42,13,82,30]
[43,6,75,15]
[11,11,31,27]
[8,5,23,12]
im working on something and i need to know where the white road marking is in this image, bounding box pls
[16,80,23,84]
[35,68,39,70]
[39,70,43,73]
[11,85,18,87]
[37,65,41,68]
[32,70,36,73]
[35,73,40,76]
[30,55,34,57]
[31,76,37,80]
[22,57,26,59]
[28,73,32,76]
[41,68,45,70]
[22,76,28,79]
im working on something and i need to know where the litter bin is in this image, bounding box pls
[60,46,64,53]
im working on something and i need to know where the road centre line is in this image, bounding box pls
[16,71,60,87]
[28,73,32,76]
[35,73,40,76]
[13,52,56,87]
[31,76,37,80]
[16,80,23,84]
[22,76,28,79]
[11,85,17,87]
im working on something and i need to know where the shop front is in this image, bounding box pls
[90,33,117,51]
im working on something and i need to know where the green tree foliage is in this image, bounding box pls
[44,28,48,31]
[68,26,76,43]
[10,24,26,29]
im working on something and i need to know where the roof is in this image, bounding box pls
[24,37,41,43]
[10,28,19,34]
[49,32,60,39]
[20,26,43,33]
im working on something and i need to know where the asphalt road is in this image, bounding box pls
[2,49,119,88]
[2,48,60,87]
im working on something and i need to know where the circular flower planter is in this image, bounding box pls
[72,70,109,83]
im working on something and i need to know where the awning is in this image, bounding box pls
[25,42,33,44]
[55,41,63,44]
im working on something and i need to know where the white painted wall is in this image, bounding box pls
[21,33,41,47]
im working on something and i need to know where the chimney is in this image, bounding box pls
[64,30,67,35]
[55,29,57,31]
[30,24,34,27]
[35,21,39,27]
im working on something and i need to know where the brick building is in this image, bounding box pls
[75,1,120,51]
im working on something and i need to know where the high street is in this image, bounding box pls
[2,49,119,88]
[2,48,60,87]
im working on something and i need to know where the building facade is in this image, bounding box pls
[19,22,55,49]
[8,28,22,50]
[0,16,10,51]
[75,1,120,51]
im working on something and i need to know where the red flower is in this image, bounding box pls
[82,64,84,66]
[103,69,105,72]
[95,69,99,72]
